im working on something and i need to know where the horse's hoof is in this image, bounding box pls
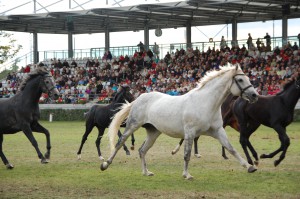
[248,165,257,173]
[183,174,194,180]
[194,154,202,158]
[99,156,105,161]
[130,146,135,150]
[254,160,259,166]
[6,163,14,169]
[126,151,131,156]
[143,171,154,176]
[274,160,281,167]
[41,159,49,164]
[77,154,81,160]
[223,156,229,160]
[100,162,109,171]
[260,154,267,159]
[44,152,50,160]
[171,150,176,155]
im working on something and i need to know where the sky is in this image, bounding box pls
[0,0,300,67]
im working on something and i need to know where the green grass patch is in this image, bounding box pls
[0,121,299,199]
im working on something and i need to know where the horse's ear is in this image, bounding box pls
[235,64,238,71]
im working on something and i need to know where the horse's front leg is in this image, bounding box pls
[0,134,14,169]
[31,122,51,161]
[23,125,47,164]
[209,127,257,173]
[182,133,194,180]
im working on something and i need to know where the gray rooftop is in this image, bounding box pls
[0,0,299,34]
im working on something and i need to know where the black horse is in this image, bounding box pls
[0,67,59,169]
[224,76,300,166]
[77,85,135,160]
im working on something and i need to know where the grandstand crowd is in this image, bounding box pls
[1,39,299,104]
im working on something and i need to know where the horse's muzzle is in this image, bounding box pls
[247,93,258,104]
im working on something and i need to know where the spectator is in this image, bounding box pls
[107,51,113,60]
[256,38,261,50]
[62,59,70,67]
[24,65,31,73]
[220,36,226,49]
[153,42,159,58]
[292,42,298,51]
[264,33,271,48]
[70,59,78,68]
[247,33,253,50]
[137,41,144,52]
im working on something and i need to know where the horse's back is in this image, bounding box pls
[234,95,287,127]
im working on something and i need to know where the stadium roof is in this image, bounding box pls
[0,0,299,34]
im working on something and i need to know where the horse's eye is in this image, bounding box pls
[238,79,243,82]
[46,81,50,84]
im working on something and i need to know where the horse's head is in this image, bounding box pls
[40,70,59,100]
[113,85,135,103]
[230,65,258,103]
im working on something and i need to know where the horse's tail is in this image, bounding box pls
[108,101,132,151]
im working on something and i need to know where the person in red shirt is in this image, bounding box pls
[24,65,31,73]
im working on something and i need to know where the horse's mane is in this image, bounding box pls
[275,79,295,96]
[18,67,48,92]
[196,65,236,90]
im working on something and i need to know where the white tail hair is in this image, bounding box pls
[108,102,132,151]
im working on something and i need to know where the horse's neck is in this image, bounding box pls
[21,77,42,106]
[192,73,232,111]
[281,84,300,110]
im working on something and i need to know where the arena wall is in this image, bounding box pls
[39,102,300,122]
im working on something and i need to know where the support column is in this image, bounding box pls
[144,23,149,50]
[231,18,237,47]
[105,28,110,51]
[68,32,73,58]
[282,16,288,46]
[186,22,191,48]
[33,32,38,64]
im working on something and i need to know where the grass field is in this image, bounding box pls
[0,121,300,199]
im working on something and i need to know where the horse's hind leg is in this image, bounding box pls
[95,128,105,160]
[31,122,51,160]
[102,124,139,170]
[117,130,130,155]
[260,126,290,167]
[193,136,201,158]
[139,127,161,176]
[210,127,257,173]
[131,134,135,150]
[172,139,184,155]
[0,134,13,169]
[22,126,47,164]
[77,123,94,160]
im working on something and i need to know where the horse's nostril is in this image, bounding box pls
[252,93,257,98]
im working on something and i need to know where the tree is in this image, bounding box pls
[0,32,22,64]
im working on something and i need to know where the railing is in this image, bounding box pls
[1,35,299,72]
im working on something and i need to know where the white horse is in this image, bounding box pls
[101,65,258,180]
